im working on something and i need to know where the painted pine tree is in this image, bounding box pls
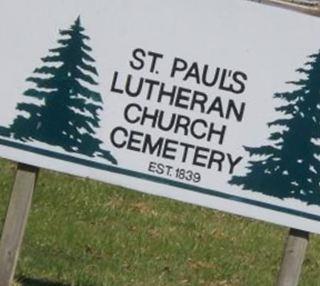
[4,17,117,164]
[230,51,320,205]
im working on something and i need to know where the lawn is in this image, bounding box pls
[0,159,319,286]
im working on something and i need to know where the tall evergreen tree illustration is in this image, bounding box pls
[7,17,117,164]
[230,51,320,205]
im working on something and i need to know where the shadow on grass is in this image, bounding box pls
[17,276,70,286]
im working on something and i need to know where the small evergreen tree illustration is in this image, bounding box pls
[230,51,320,205]
[7,17,117,164]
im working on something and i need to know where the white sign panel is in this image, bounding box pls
[1,0,320,233]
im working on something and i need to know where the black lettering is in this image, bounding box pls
[174,115,190,136]
[141,107,159,127]
[142,134,163,156]
[110,127,127,148]
[183,62,200,84]
[207,150,225,171]
[162,139,178,160]
[148,51,164,73]
[170,57,188,78]
[127,130,143,152]
[165,165,173,175]
[190,91,207,113]
[130,48,146,70]
[125,75,143,97]
[148,161,157,173]
[226,101,246,122]
[158,111,176,131]
[207,123,226,145]
[202,66,221,87]
[175,87,191,109]
[206,97,224,117]
[110,71,124,94]
[193,146,209,167]
[180,142,195,163]
[190,119,207,140]
[144,78,160,100]
[219,69,234,93]
[227,154,243,174]
[157,163,164,174]
[158,83,176,105]
[124,103,142,124]
[232,71,247,94]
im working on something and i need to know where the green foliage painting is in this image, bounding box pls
[230,51,320,205]
[0,17,117,165]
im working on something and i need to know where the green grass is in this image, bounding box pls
[0,160,319,286]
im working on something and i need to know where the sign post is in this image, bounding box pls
[277,229,310,286]
[0,164,38,286]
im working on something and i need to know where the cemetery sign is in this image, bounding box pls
[1,0,320,233]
